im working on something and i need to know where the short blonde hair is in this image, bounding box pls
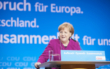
[58,22,74,36]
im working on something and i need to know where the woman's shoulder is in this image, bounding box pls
[70,39,79,44]
[71,38,77,42]
[70,38,77,42]
[70,39,81,50]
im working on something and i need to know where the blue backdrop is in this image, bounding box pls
[0,0,110,69]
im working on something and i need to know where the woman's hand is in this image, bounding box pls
[34,62,41,68]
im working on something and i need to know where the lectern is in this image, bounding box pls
[38,61,110,69]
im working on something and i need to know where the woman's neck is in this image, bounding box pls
[61,40,69,46]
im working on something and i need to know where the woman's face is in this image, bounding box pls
[59,28,71,43]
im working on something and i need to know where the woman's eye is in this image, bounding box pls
[60,32,62,33]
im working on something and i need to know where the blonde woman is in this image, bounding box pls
[35,22,81,69]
